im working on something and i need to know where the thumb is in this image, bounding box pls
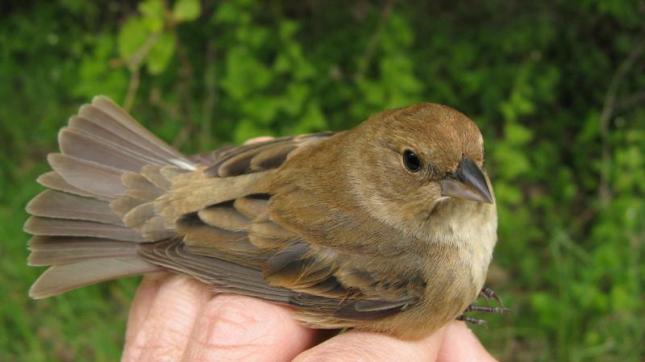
[437,322,497,362]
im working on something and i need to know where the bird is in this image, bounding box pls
[24,96,499,339]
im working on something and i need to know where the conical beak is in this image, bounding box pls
[440,157,494,204]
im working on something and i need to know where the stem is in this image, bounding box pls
[598,38,644,206]
[123,32,161,111]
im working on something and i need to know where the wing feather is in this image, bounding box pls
[136,132,422,322]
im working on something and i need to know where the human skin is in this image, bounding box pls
[121,272,497,361]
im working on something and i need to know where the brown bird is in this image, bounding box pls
[25,96,499,339]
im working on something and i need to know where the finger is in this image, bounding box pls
[244,136,274,145]
[124,272,169,347]
[294,327,447,362]
[122,275,211,362]
[437,322,497,362]
[182,294,317,362]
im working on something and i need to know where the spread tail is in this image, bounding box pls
[25,96,195,298]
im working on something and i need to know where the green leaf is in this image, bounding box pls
[493,143,531,179]
[73,35,128,98]
[118,17,149,61]
[213,2,239,24]
[241,96,279,124]
[505,122,533,145]
[234,118,272,143]
[279,20,298,39]
[173,0,201,22]
[291,102,326,134]
[282,83,309,115]
[220,47,272,99]
[236,26,269,48]
[274,53,290,73]
[145,32,176,74]
[294,59,315,81]
[139,0,165,32]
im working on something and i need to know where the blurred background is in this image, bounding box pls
[1,0,643,361]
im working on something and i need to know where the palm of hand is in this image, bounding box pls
[122,274,496,362]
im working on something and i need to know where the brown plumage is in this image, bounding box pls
[25,96,498,339]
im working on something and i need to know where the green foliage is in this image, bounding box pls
[0,0,643,360]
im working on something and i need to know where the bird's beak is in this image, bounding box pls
[440,157,494,204]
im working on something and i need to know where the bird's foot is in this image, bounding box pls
[465,304,510,314]
[479,286,504,307]
[456,287,509,325]
[457,315,487,326]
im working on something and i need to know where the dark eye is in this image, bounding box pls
[403,149,421,172]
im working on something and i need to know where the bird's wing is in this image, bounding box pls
[138,184,422,321]
[138,234,421,322]
[189,132,336,175]
[148,194,423,320]
[120,136,423,322]
[114,133,336,240]
[137,236,420,324]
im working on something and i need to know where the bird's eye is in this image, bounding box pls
[403,149,421,172]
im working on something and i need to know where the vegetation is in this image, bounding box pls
[1,1,642,360]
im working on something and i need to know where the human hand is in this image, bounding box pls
[122,274,497,361]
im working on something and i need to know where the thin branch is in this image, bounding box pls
[200,41,217,149]
[123,67,141,112]
[615,91,645,114]
[123,32,161,111]
[598,37,644,206]
[355,0,396,80]
[173,37,196,150]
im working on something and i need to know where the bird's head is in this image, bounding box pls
[347,103,496,242]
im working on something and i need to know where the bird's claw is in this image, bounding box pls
[479,286,504,307]
[456,286,509,325]
[465,304,510,314]
[457,315,487,326]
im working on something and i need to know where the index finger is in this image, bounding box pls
[294,327,447,361]
[181,294,317,361]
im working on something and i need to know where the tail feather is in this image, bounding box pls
[111,196,147,218]
[141,165,173,190]
[76,98,193,168]
[29,257,159,299]
[37,171,101,200]
[59,127,166,172]
[121,172,163,200]
[48,153,127,198]
[25,96,192,298]
[24,216,147,242]
[27,190,123,225]
[28,237,139,266]
[68,116,171,166]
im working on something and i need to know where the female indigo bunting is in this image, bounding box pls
[25,96,498,339]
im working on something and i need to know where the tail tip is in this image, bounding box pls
[91,95,113,104]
